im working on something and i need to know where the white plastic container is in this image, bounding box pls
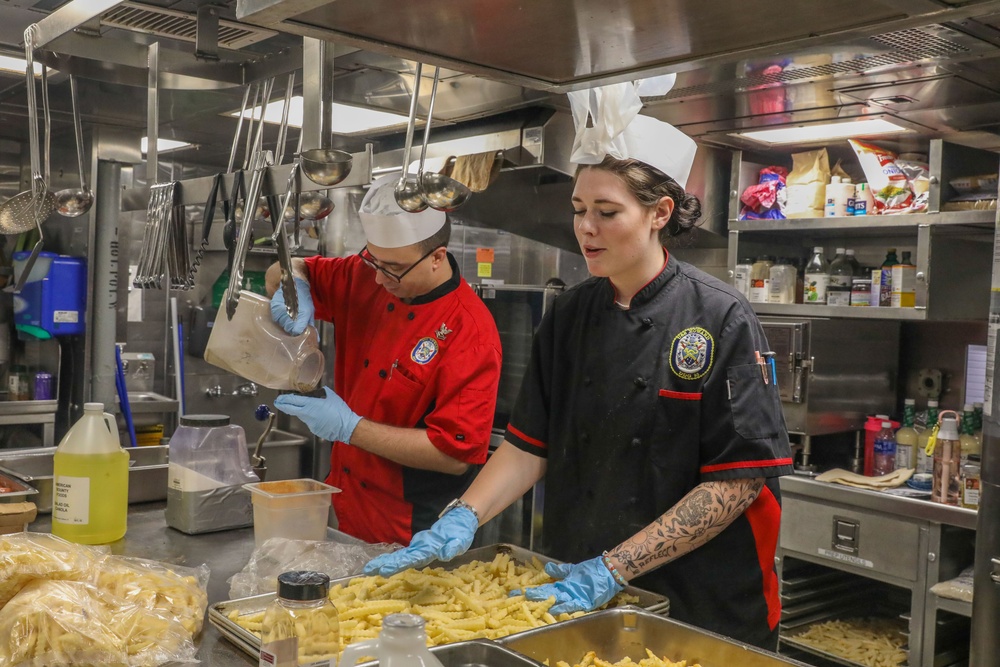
[340,614,445,667]
[52,402,129,544]
[204,289,324,391]
[245,479,340,548]
[824,177,856,217]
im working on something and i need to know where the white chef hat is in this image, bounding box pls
[359,174,447,248]
[567,81,698,188]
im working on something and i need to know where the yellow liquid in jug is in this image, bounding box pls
[52,450,129,544]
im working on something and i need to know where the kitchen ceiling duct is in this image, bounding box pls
[101,2,276,49]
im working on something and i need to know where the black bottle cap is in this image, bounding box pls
[179,414,231,427]
[277,571,331,601]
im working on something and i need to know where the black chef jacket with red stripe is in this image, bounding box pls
[506,252,792,649]
[304,253,502,546]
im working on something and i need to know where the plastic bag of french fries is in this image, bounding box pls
[229,552,640,652]
[0,532,210,667]
[0,579,197,667]
[0,532,102,608]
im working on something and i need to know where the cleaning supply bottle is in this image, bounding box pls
[895,398,919,470]
[52,402,129,544]
[917,400,939,474]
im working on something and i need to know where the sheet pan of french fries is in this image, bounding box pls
[210,544,669,660]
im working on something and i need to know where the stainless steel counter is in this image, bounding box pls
[780,473,978,530]
[31,502,257,667]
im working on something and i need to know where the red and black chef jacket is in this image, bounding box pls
[304,253,502,545]
[505,252,793,650]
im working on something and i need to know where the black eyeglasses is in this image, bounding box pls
[358,246,439,283]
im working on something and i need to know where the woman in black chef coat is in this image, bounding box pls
[365,113,793,650]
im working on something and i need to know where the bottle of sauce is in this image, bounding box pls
[803,247,829,304]
[895,398,919,470]
[52,402,129,544]
[733,257,754,300]
[916,400,939,474]
[749,256,774,304]
[962,455,981,510]
[931,412,962,506]
[973,402,984,443]
[260,571,340,667]
[878,248,899,307]
[827,248,852,306]
[959,404,981,465]
[872,421,897,476]
[768,258,798,304]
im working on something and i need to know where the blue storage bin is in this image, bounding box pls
[12,252,87,338]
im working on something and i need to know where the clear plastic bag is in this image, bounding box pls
[0,579,198,667]
[929,565,974,603]
[0,532,101,608]
[228,537,397,599]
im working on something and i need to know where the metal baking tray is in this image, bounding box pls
[498,606,812,667]
[341,640,547,667]
[0,470,38,502]
[210,543,670,660]
[779,617,908,667]
[0,445,168,512]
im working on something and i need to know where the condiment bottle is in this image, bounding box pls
[826,248,852,306]
[767,258,798,304]
[962,455,981,510]
[52,402,129,544]
[917,400,939,475]
[872,421,897,476]
[340,614,446,667]
[260,571,340,667]
[959,404,981,465]
[733,257,754,300]
[894,398,919,470]
[749,256,774,304]
[803,247,829,304]
[930,412,962,506]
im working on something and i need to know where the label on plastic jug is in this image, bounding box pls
[53,476,90,524]
[53,310,79,323]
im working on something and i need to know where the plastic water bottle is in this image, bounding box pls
[340,614,446,667]
[52,402,129,544]
[872,421,897,476]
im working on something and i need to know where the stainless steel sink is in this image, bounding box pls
[0,445,169,514]
[126,391,179,414]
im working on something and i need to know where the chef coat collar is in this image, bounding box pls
[407,252,462,306]
[604,249,677,309]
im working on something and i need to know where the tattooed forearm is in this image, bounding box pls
[608,478,764,579]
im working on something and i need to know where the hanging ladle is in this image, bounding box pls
[418,68,471,212]
[394,62,427,212]
[292,131,333,222]
[54,75,94,217]
[298,86,353,187]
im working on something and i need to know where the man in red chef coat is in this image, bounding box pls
[266,175,502,545]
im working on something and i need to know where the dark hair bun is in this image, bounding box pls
[666,192,702,237]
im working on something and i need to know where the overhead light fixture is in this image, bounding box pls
[229,96,411,135]
[0,55,42,77]
[734,118,912,145]
[141,137,192,154]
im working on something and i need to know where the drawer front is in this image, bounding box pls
[780,496,921,581]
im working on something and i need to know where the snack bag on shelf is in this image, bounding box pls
[849,139,914,214]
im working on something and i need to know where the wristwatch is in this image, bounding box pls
[439,498,479,522]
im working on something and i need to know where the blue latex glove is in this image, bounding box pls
[270,276,315,336]
[519,557,625,614]
[273,386,361,444]
[363,506,478,577]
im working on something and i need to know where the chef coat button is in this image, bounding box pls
[580,432,589,443]
[379,369,387,378]
[360,481,367,489]
[363,359,369,368]
[631,437,642,448]
[456,434,465,441]
[407,312,415,320]
[642,318,653,328]
[583,377,592,386]
[342,466,350,474]
[387,303,395,312]
[634,376,647,388]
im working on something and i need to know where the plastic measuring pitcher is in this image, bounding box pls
[204,289,324,391]
[340,614,445,667]
[52,402,129,544]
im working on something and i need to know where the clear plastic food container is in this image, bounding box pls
[244,479,340,548]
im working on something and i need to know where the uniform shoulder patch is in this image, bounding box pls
[411,337,440,364]
[669,326,714,380]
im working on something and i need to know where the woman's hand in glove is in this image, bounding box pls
[518,557,624,614]
[270,276,315,335]
[273,387,361,444]
[363,506,478,576]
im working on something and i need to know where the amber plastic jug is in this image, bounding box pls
[52,402,129,544]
